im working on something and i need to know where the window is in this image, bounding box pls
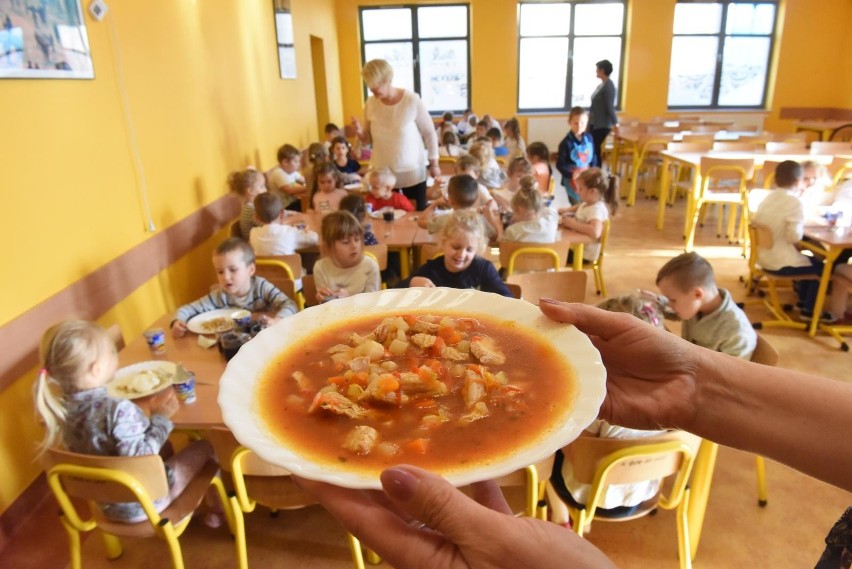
[668,1,778,108]
[359,5,470,113]
[517,1,625,112]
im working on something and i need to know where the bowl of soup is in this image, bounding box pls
[218,288,606,489]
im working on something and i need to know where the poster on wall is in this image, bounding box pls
[0,0,94,79]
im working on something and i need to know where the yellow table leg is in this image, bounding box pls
[657,156,672,230]
[808,248,839,337]
[687,440,718,561]
[627,150,642,206]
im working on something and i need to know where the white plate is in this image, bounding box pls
[108,361,176,400]
[369,208,407,220]
[186,308,238,334]
[218,288,606,489]
[343,182,363,191]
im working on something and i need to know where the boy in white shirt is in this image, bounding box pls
[249,192,318,256]
[266,143,307,211]
[752,160,827,321]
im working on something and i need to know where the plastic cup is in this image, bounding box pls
[382,208,395,222]
[218,332,251,361]
[231,309,252,329]
[143,328,166,355]
[172,372,197,404]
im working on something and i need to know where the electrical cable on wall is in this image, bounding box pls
[100,2,157,232]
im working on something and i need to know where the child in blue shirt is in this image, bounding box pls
[556,106,594,205]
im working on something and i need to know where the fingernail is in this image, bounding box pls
[381,467,419,502]
[539,297,558,305]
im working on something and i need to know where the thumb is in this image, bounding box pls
[539,299,636,341]
[381,466,508,541]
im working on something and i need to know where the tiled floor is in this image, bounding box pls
[2,195,850,568]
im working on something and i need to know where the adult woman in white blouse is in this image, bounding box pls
[351,59,440,210]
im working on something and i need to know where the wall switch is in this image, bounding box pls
[89,0,108,21]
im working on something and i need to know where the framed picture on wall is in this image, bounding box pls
[273,0,296,79]
[0,0,94,79]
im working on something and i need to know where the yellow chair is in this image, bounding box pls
[665,141,713,206]
[44,448,229,569]
[626,133,676,204]
[765,141,808,154]
[581,218,610,297]
[255,255,304,310]
[301,274,318,308]
[810,141,852,155]
[438,156,458,176]
[489,454,556,520]
[207,429,373,569]
[746,222,820,331]
[545,431,701,569]
[711,141,765,152]
[498,241,570,277]
[685,157,756,254]
[506,270,587,305]
[364,243,389,288]
[750,333,779,507]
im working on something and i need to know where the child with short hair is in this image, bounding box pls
[249,192,319,255]
[364,168,415,213]
[35,320,217,523]
[267,143,308,211]
[330,135,362,183]
[752,160,827,321]
[527,141,553,196]
[503,117,527,162]
[311,161,349,214]
[420,174,502,241]
[408,210,511,297]
[492,157,533,211]
[456,110,474,142]
[656,251,757,359]
[339,194,378,246]
[171,238,297,337]
[313,211,381,303]
[323,123,341,150]
[559,168,618,263]
[469,140,506,189]
[502,177,559,243]
[556,106,595,204]
[227,168,267,240]
[437,111,457,139]
[487,127,509,157]
[439,130,464,158]
[453,155,497,213]
[550,291,670,517]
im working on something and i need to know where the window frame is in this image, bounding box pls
[358,4,472,115]
[516,0,626,114]
[668,0,779,110]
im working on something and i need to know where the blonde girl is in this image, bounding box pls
[502,176,559,243]
[227,168,266,240]
[526,141,553,195]
[409,210,511,296]
[310,161,349,213]
[503,117,527,162]
[559,167,618,262]
[35,320,216,523]
[468,140,505,189]
[313,211,381,303]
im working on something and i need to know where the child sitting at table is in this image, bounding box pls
[559,168,617,264]
[527,141,553,196]
[227,167,266,240]
[266,143,308,211]
[323,123,341,150]
[752,160,829,322]
[420,174,502,241]
[313,211,381,303]
[249,192,318,256]
[549,291,671,520]
[171,238,297,337]
[436,111,457,139]
[303,142,330,194]
[407,210,511,297]
[339,194,378,246]
[35,320,220,525]
[310,161,349,214]
[502,176,559,243]
[439,130,464,158]
[487,127,509,158]
[503,117,527,162]
[492,157,534,211]
[330,135,362,183]
[656,251,756,359]
[469,140,506,189]
[556,106,594,205]
[364,167,415,213]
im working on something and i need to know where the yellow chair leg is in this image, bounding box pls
[366,548,382,565]
[61,519,84,569]
[161,525,185,569]
[231,496,248,569]
[347,533,367,569]
[677,488,692,569]
[755,456,768,507]
[99,530,123,560]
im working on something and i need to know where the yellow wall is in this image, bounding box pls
[335,0,851,134]
[0,0,342,513]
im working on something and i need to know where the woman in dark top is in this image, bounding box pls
[406,210,511,297]
[588,59,619,168]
